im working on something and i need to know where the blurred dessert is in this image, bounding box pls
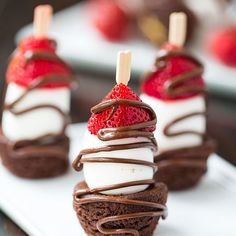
[207,26,236,67]
[133,0,197,45]
[89,0,130,41]
[89,0,196,46]
[0,5,73,178]
[140,13,216,190]
[73,51,168,235]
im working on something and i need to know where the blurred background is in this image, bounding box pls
[0,0,235,235]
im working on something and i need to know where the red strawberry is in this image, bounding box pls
[6,36,72,89]
[88,83,155,135]
[89,0,129,41]
[142,47,205,101]
[207,27,236,67]
[19,36,56,53]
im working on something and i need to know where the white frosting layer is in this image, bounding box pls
[81,130,154,195]
[140,94,206,153]
[2,83,70,141]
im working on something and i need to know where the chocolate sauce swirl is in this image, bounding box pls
[150,49,213,170]
[73,98,167,235]
[155,50,206,136]
[73,99,157,171]
[155,49,206,98]
[163,111,207,138]
[3,49,73,149]
[92,99,157,143]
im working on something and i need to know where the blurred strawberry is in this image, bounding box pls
[141,45,205,101]
[207,27,236,67]
[7,36,72,89]
[89,0,129,41]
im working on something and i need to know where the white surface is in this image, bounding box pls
[0,123,236,236]
[140,94,206,153]
[82,131,154,195]
[2,83,70,141]
[16,2,236,97]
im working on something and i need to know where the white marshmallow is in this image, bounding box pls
[81,130,154,195]
[2,82,70,141]
[140,94,206,153]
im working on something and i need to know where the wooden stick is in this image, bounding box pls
[116,51,132,85]
[33,5,53,38]
[168,12,187,47]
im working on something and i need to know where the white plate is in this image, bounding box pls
[16,3,236,98]
[0,123,236,236]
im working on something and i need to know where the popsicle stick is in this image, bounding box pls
[168,12,187,47]
[116,51,132,85]
[33,5,53,38]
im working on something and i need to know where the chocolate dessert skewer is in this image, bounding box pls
[140,12,216,190]
[0,5,73,178]
[73,51,168,236]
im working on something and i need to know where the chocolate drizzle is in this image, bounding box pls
[155,50,206,97]
[73,98,167,235]
[3,48,73,152]
[24,50,68,67]
[156,50,207,139]
[74,186,167,236]
[150,49,214,171]
[73,99,157,171]
[164,111,206,138]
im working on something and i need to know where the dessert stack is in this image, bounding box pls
[140,13,215,190]
[89,0,196,46]
[73,51,168,236]
[0,5,73,178]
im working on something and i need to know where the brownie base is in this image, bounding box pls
[0,132,69,178]
[73,181,168,236]
[155,139,216,191]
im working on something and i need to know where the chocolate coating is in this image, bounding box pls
[73,181,168,236]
